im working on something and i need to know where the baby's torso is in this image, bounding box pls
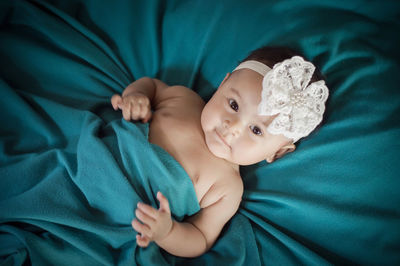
[148,86,240,208]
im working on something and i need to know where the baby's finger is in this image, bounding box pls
[136,234,150,247]
[137,202,157,219]
[141,106,152,123]
[122,101,131,121]
[131,219,152,238]
[131,103,141,120]
[157,191,170,213]
[111,94,122,110]
[135,208,155,228]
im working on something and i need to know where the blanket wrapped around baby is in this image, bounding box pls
[1,0,400,265]
[0,72,257,265]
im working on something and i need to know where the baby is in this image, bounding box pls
[110,46,328,257]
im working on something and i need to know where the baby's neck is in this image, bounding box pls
[228,161,240,173]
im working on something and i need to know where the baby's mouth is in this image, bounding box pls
[215,129,231,149]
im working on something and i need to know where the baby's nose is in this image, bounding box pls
[223,118,242,136]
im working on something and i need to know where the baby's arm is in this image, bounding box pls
[161,186,242,257]
[111,77,184,122]
[133,181,243,257]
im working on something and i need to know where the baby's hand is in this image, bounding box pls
[111,92,152,123]
[131,191,173,248]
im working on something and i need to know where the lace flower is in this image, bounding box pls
[258,56,329,142]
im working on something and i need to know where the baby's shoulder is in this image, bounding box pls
[225,171,243,197]
[210,170,243,211]
[214,169,243,200]
[156,82,198,100]
[199,170,243,208]
[154,85,205,117]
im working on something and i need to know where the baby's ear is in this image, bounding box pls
[266,143,296,163]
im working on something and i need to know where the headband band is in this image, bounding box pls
[233,60,271,76]
[232,56,329,142]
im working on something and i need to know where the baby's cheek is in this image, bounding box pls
[200,107,219,131]
[241,138,270,164]
[231,141,253,164]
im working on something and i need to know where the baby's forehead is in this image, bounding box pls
[227,73,263,101]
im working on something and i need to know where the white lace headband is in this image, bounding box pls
[233,60,272,76]
[233,56,329,142]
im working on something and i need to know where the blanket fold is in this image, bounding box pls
[1,0,400,265]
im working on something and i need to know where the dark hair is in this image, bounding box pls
[241,46,324,83]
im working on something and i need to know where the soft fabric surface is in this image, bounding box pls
[1,0,399,265]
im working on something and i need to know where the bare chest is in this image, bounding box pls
[148,97,233,207]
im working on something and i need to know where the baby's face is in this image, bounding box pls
[201,69,293,165]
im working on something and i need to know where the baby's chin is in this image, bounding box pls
[203,136,231,160]
[207,144,262,165]
[205,141,227,159]
[205,141,245,165]
[202,128,251,165]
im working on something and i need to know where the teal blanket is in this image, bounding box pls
[1,0,399,265]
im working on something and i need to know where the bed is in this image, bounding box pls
[1,0,399,265]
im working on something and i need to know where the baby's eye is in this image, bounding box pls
[229,99,239,112]
[250,125,263,136]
